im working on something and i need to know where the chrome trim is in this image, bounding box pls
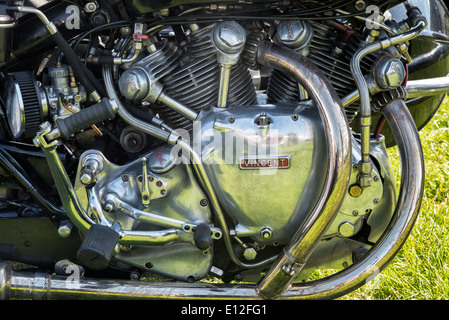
[341,76,449,107]
[405,76,449,99]
[254,41,352,299]
[6,6,57,35]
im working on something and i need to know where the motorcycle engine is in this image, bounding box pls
[1,17,397,281]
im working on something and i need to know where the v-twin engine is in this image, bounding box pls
[65,20,397,282]
[2,0,437,300]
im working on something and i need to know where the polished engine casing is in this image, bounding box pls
[194,101,396,254]
[73,147,214,281]
[195,102,328,246]
[67,99,396,280]
[193,100,394,251]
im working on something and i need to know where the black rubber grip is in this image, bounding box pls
[97,55,115,65]
[56,98,116,139]
[193,223,212,251]
[76,224,120,270]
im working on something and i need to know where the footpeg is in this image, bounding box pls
[194,223,212,250]
[76,224,120,270]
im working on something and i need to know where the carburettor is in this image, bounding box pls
[44,64,87,120]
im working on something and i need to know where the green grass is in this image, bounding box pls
[342,98,449,300]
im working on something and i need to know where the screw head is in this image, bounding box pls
[260,228,272,240]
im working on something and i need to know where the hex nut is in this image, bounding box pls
[243,248,257,260]
[349,184,363,197]
[213,21,246,54]
[339,221,355,237]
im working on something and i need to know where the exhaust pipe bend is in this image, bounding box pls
[255,41,352,299]
[282,98,425,299]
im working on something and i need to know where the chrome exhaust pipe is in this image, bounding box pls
[342,76,449,107]
[254,41,352,299]
[405,76,449,99]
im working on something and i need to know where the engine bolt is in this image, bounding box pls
[349,184,363,197]
[339,221,355,237]
[243,247,257,261]
[80,171,94,185]
[103,201,114,212]
[130,270,140,281]
[260,228,272,240]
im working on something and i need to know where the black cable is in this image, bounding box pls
[51,31,100,98]
[145,10,371,30]
[72,20,132,51]
[285,0,359,16]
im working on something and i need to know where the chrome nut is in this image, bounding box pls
[339,221,355,237]
[80,170,95,185]
[213,21,246,54]
[260,228,272,240]
[274,20,313,53]
[375,57,406,90]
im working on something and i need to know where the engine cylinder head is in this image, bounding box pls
[151,23,257,131]
[267,21,376,124]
